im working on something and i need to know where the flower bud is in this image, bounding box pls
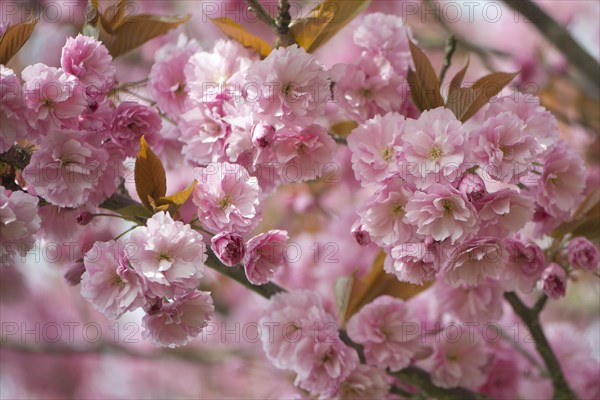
[76,211,93,225]
[458,173,486,203]
[211,232,246,266]
[351,222,371,246]
[566,237,599,271]
[251,123,275,148]
[541,263,567,299]
[64,261,86,286]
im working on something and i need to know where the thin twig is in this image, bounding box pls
[274,0,294,47]
[502,0,600,97]
[504,292,579,400]
[439,35,457,84]
[245,0,276,29]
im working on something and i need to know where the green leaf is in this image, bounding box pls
[291,0,371,53]
[0,18,38,65]
[211,17,271,58]
[134,136,167,211]
[446,69,518,122]
[100,13,191,58]
[407,39,445,112]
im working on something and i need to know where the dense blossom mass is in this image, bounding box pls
[0,5,598,400]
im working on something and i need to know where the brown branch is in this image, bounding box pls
[502,0,600,96]
[504,292,578,400]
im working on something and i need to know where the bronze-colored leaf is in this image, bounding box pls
[134,136,167,211]
[211,17,271,58]
[552,188,600,239]
[0,19,38,65]
[291,0,371,53]
[100,0,129,33]
[334,275,354,324]
[407,39,445,111]
[156,180,197,207]
[342,250,430,325]
[100,14,191,58]
[446,70,518,122]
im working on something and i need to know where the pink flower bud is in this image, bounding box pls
[541,263,567,299]
[76,211,94,225]
[251,123,275,148]
[458,173,486,203]
[64,261,86,286]
[211,232,246,267]
[351,222,371,246]
[566,237,599,271]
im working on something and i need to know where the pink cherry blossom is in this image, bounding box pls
[332,59,406,123]
[60,34,116,97]
[359,180,416,247]
[487,96,558,149]
[501,236,546,293]
[149,34,199,118]
[405,183,479,244]
[386,242,439,285]
[541,263,568,299]
[401,107,466,188]
[347,112,405,186]
[211,231,246,267]
[333,365,390,400]
[346,295,421,371]
[457,172,487,203]
[244,229,288,285]
[179,101,231,164]
[418,330,488,389]
[22,129,109,208]
[110,102,163,157]
[434,278,504,322]
[443,238,506,287]
[566,237,599,271]
[22,63,87,130]
[353,13,412,75]
[0,66,28,152]
[271,124,337,182]
[259,290,332,369]
[477,189,534,237]
[292,328,359,397]
[142,290,214,348]
[192,163,261,234]
[129,212,206,298]
[244,45,330,126]
[81,240,146,319]
[471,111,537,182]
[185,39,253,104]
[0,188,40,266]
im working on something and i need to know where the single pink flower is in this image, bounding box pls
[129,212,206,298]
[110,102,163,157]
[0,187,40,266]
[434,278,504,322]
[0,66,28,152]
[81,240,146,319]
[386,242,440,285]
[347,112,405,186]
[501,237,546,293]
[244,229,289,285]
[541,263,568,299]
[477,189,534,237]
[333,365,390,400]
[346,295,422,371]
[211,231,245,266]
[443,238,506,287]
[405,183,479,244]
[192,163,261,234]
[566,237,599,271]
[142,290,214,348]
[61,34,116,97]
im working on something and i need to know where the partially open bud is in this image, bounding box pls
[76,211,94,225]
[458,173,486,203]
[566,237,599,271]
[251,123,275,148]
[541,263,567,299]
[211,232,246,266]
[64,261,86,286]
[351,221,371,246]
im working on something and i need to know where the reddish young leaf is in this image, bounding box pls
[134,136,167,211]
[406,39,445,112]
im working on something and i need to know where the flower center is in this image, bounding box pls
[157,252,172,262]
[391,203,404,216]
[429,146,443,160]
[43,98,54,108]
[218,196,232,210]
[112,273,124,286]
[381,147,393,162]
[283,82,293,95]
[442,199,454,215]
